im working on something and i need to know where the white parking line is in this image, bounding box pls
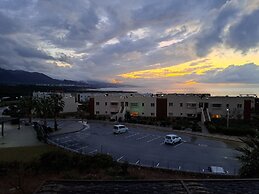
[146,136,161,143]
[198,143,208,147]
[174,142,183,148]
[88,149,97,154]
[68,143,80,147]
[125,133,139,139]
[61,139,74,144]
[136,134,151,140]
[117,156,124,162]
[135,160,140,164]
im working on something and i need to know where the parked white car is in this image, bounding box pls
[113,124,128,134]
[164,134,182,144]
[208,166,226,174]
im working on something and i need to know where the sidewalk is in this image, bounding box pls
[0,123,44,148]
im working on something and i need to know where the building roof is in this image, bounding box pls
[35,179,259,194]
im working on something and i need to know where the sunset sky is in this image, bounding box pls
[0,0,259,95]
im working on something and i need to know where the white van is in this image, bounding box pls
[113,124,128,134]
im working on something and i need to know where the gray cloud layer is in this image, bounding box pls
[199,63,259,83]
[0,0,258,82]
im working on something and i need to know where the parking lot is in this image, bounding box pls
[48,121,241,175]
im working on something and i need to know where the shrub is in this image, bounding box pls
[39,151,72,172]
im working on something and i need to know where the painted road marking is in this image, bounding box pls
[125,133,139,139]
[198,144,208,147]
[174,142,183,148]
[89,149,97,154]
[117,156,124,162]
[60,139,74,144]
[136,134,151,140]
[146,136,161,143]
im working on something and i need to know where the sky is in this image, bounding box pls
[0,0,259,96]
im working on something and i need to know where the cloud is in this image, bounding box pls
[226,9,259,52]
[195,2,238,56]
[199,63,259,83]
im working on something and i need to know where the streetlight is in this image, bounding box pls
[226,109,229,128]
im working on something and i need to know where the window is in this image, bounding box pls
[226,104,229,108]
[186,103,196,109]
[169,102,173,107]
[180,113,183,115]
[212,103,222,108]
[131,103,138,107]
[105,102,107,106]
[125,102,128,106]
[142,103,144,106]
[169,112,173,116]
[180,103,183,107]
[142,112,144,115]
[151,113,154,116]
[105,111,107,114]
[96,111,99,114]
[237,104,242,108]
[110,102,118,106]
[151,103,155,107]
[96,102,99,106]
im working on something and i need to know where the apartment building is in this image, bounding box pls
[89,93,257,122]
[33,92,78,113]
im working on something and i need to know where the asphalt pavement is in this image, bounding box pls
[48,121,242,175]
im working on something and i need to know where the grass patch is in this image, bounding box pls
[0,145,61,162]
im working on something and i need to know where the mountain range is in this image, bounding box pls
[0,68,120,88]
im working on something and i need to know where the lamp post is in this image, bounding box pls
[226,109,229,128]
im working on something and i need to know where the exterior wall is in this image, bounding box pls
[93,94,156,117]
[89,92,257,120]
[207,97,254,119]
[62,95,78,113]
[167,94,205,118]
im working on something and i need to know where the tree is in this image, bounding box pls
[34,97,51,127]
[237,136,259,177]
[18,96,34,123]
[77,102,88,122]
[49,94,64,131]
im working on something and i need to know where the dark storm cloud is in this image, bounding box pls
[226,9,259,52]
[195,3,238,56]
[199,63,259,83]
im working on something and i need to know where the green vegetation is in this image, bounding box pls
[237,136,259,178]
[205,119,257,137]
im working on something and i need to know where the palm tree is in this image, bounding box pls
[49,94,64,131]
[237,136,259,177]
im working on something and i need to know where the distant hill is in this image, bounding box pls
[0,68,119,88]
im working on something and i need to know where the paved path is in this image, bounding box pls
[0,122,44,148]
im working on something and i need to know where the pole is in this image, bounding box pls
[227,109,229,128]
[1,122,4,137]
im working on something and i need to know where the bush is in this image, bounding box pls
[91,154,114,169]
[39,151,72,172]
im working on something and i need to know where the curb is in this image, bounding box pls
[49,122,90,137]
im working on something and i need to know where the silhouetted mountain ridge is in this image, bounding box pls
[0,68,119,88]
